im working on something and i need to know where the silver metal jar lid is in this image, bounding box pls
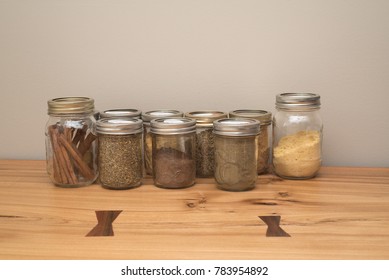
[47,97,95,115]
[276,93,321,110]
[185,111,227,127]
[229,109,272,125]
[99,109,142,119]
[142,109,183,122]
[150,118,196,135]
[96,118,143,135]
[213,118,260,136]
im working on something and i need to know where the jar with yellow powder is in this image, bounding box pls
[273,93,323,179]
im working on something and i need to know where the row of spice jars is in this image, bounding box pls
[45,93,322,191]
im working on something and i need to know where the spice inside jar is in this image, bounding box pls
[97,118,143,189]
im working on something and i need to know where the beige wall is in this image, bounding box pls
[1,0,388,167]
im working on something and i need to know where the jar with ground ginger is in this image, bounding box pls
[213,118,260,191]
[97,118,143,190]
[273,93,323,179]
[142,110,183,176]
[185,111,227,178]
[151,118,196,189]
[229,109,272,174]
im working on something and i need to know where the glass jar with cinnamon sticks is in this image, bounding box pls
[45,97,98,187]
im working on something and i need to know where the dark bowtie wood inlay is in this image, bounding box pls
[259,215,291,237]
[86,210,122,237]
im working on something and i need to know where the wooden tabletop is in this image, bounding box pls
[1,160,388,260]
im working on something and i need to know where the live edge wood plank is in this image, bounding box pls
[0,160,389,260]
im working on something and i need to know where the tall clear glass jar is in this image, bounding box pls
[229,109,272,174]
[185,111,227,178]
[150,118,196,189]
[97,118,143,190]
[273,93,323,179]
[142,110,183,176]
[213,118,260,191]
[45,97,98,187]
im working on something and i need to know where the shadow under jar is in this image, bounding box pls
[45,97,98,187]
[213,118,260,191]
[150,118,196,189]
[97,118,143,190]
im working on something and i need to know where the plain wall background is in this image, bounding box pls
[1,0,388,167]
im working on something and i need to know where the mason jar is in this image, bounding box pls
[142,110,183,175]
[273,93,323,179]
[99,109,142,119]
[213,118,260,191]
[229,109,272,174]
[185,111,227,178]
[45,97,98,187]
[150,118,196,189]
[97,118,143,190]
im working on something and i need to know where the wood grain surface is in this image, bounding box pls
[0,160,389,260]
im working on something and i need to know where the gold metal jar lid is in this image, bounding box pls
[96,118,143,135]
[47,97,95,115]
[185,111,227,127]
[276,93,320,110]
[213,118,260,136]
[229,109,272,125]
[150,118,196,135]
[99,109,141,119]
[142,109,183,123]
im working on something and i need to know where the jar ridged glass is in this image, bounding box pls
[229,109,272,174]
[142,110,183,176]
[185,111,227,178]
[97,118,143,190]
[151,118,196,189]
[273,93,323,179]
[45,97,98,187]
[213,118,260,191]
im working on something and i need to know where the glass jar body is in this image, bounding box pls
[257,123,271,174]
[272,109,323,179]
[195,125,215,178]
[152,133,196,189]
[143,123,153,176]
[98,132,143,190]
[214,134,258,191]
[45,114,98,187]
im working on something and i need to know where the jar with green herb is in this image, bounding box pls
[150,118,196,189]
[142,110,183,175]
[213,118,260,191]
[229,110,272,174]
[45,97,98,187]
[96,118,143,190]
[185,111,227,178]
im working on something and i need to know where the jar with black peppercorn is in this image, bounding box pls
[185,111,227,178]
[150,118,196,189]
[213,118,260,191]
[96,118,143,190]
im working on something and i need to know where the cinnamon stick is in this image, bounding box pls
[78,132,97,156]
